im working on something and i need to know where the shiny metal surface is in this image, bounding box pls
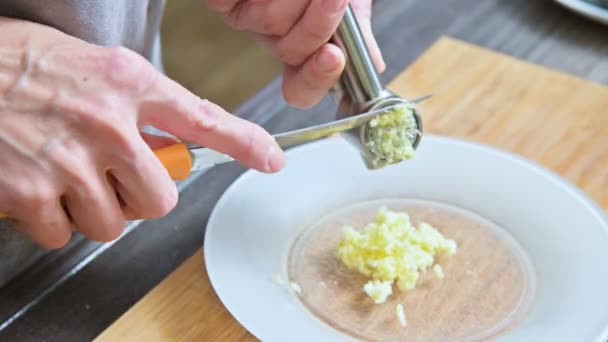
[273,95,428,149]
[330,4,424,169]
[332,5,387,104]
[188,95,430,173]
[360,96,424,168]
[272,105,395,148]
[189,147,235,172]
[2,1,608,340]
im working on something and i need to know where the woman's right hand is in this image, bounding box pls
[0,17,285,249]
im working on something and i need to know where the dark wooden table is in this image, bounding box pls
[1,0,607,340]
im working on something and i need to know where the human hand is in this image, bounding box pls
[206,0,385,108]
[0,18,285,249]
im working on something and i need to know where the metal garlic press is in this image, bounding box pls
[146,3,428,182]
[0,5,426,220]
[152,3,427,180]
[329,4,423,169]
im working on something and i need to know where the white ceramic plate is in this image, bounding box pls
[204,135,608,342]
[554,0,608,24]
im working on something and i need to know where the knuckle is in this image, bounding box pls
[49,140,95,190]
[159,185,178,215]
[87,219,125,242]
[260,11,291,35]
[101,46,155,92]
[78,105,136,159]
[66,171,96,198]
[104,46,141,71]
[109,128,135,156]
[65,197,124,243]
[194,99,221,131]
[43,227,72,249]
[303,24,331,44]
[146,187,178,219]
[275,44,303,67]
[116,137,141,161]
[18,185,57,212]
[128,179,178,219]
[105,130,137,160]
[3,171,60,216]
[224,5,291,35]
[15,221,70,250]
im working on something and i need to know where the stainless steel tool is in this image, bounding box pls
[153,3,428,181]
[150,95,429,183]
[179,4,426,175]
[330,4,424,168]
[0,4,429,220]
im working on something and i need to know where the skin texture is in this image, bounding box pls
[1,0,384,249]
[0,18,284,249]
[206,0,385,108]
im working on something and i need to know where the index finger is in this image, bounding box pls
[138,75,285,173]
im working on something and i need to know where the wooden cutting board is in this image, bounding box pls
[95,37,608,342]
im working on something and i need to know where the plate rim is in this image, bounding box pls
[554,0,608,24]
[203,134,608,342]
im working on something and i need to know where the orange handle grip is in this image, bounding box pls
[0,143,192,220]
[153,143,193,181]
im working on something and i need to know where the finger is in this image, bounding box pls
[140,132,180,150]
[0,143,72,249]
[18,135,127,243]
[111,134,179,220]
[139,77,285,173]
[273,0,347,67]
[206,0,241,14]
[350,0,385,72]
[13,198,73,250]
[224,0,309,36]
[64,169,127,242]
[282,43,345,108]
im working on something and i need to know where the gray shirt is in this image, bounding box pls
[0,0,167,286]
[0,0,166,67]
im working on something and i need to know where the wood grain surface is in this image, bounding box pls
[95,37,608,341]
[95,250,255,342]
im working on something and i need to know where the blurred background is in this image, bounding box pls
[160,1,282,111]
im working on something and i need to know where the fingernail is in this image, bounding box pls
[266,145,285,172]
[323,0,346,13]
[317,50,340,72]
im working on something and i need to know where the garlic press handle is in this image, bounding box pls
[331,4,388,107]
